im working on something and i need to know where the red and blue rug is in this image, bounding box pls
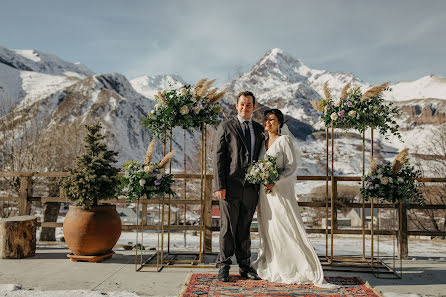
[179,273,382,296]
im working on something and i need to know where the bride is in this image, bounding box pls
[252,108,330,287]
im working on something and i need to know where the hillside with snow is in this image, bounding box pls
[1,45,445,177]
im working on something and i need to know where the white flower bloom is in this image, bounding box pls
[155,103,161,110]
[156,174,163,180]
[348,110,356,117]
[330,113,338,121]
[150,110,155,114]
[180,105,189,115]
[335,99,342,107]
[388,177,393,183]
[324,106,329,113]
[194,106,201,113]
[180,87,187,95]
[397,177,404,183]
[139,179,146,186]
[377,168,382,173]
[377,174,383,179]
[381,177,389,185]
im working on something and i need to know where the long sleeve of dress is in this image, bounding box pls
[276,135,298,185]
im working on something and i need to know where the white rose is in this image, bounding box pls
[388,177,393,183]
[397,177,404,183]
[180,105,189,115]
[194,106,201,113]
[139,179,146,186]
[381,177,389,185]
[330,113,338,121]
[180,87,187,95]
[266,162,273,168]
[377,174,383,179]
[155,103,161,110]
[335,99,342,107]
[348,110,356,117]
[156,174,163,179]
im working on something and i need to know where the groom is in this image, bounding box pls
[213,91,264,282]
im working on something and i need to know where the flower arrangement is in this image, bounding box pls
[360,148,424,206]
[141,78,225,139]
[245,155,281,194]
[118,139,176,202]
[311,81,401,139]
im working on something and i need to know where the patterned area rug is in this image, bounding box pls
[179,273,382,296]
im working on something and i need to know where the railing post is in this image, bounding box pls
[19,176,32,215]
[398,203,408,259]
[332,180,338,231]
[203,176,213,253]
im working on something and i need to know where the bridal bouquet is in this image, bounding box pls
[142,78,225,139]
[245,155,281,194]
[360,148,424,207]
[311,81,401,140]
[118,140,176,203]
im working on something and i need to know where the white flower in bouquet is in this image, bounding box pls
[156,173,163,180]
[397,177,404,183]
[348,110,357,117]
[335,99,342,107]
[180,105,189,115]
[194,106,201,113]
[139,179,146,187]
[330,112,338,121]
[180,87,187,95]
[381,177,389,185]
[388,177,393,183]
[377,174,383,179]
[155,103,161,110]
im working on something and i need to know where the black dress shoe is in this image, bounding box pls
[239,266,260,280]
[218,265,230,282]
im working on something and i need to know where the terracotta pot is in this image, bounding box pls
[63,205,122,256]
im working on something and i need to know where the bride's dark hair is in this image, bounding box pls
[263,109,284,128]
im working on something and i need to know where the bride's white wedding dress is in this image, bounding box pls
[252,135,331,287]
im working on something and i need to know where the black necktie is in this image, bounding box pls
[243,121,252,162]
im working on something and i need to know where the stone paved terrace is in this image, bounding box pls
[1,246,446,296]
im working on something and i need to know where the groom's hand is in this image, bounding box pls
[215,189,226,200]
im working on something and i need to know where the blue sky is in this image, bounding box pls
[1,0,445,85]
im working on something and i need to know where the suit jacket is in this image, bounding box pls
[213,117,264,199]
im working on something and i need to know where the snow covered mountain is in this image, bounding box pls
[1,45,445,177]
[0,46,94,114]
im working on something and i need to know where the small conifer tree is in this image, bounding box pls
[60,122,119,209]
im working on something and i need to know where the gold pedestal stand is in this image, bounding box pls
[323,124,402,278]
[135,123,216,272]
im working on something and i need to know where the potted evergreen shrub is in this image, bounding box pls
[60,122,122,261]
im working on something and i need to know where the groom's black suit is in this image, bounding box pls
[213,116,264,268]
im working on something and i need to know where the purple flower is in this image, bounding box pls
[152,171,157,176]
[337,110,344,117]
[154,179,161,186]
[346,101,352,107]
[368,178,372,182]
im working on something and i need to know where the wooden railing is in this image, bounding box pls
[1,172,445,258]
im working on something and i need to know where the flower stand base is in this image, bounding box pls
[67,251,114,262]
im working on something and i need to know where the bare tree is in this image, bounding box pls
[411,124,446,239]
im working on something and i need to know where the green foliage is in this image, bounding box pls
[141,85,222,139]
[360,161,424,207]
[60,122,119,209]
[117,161,175,202]
[320,87,401,140]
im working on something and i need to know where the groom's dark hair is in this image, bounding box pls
[264,109,284,128]
[236,91,256,105]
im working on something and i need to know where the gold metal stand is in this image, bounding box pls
[135,124,216,271]
[324,125,401,278]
